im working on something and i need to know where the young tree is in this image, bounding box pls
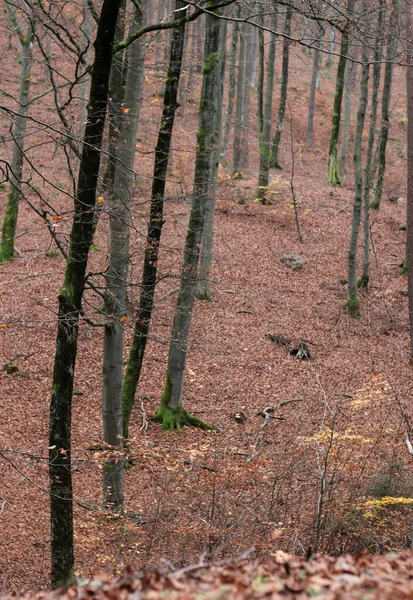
[153,7,226,431]
[307,20,322,149]
[0,4,34,263]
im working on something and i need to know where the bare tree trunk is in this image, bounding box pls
[339,44,359,181]
[327,0,355,185]
[122,0,187,440]
[324,26,335,77]
[269,4,292,169]
[360,0,384,288]
[345,8,369,319]
[0,12,34,263]
[102,0,147,511]
[307,22,322,149]
[223,10,239,155]
[49,0,122,587]
[153,8,225,431]
[257,9,277,203]
[370,0,398,210]
[232,24,245,176]
[240,23,255,170]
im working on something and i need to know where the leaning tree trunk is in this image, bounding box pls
[0,15,34,263]
[327,0,355,186]
[257,9,277,203]
[122,0,187,440]
[153,8,225,431]
[370,0,398,210]
[102,0,147,511]
[360,0,384,288]
[49,0,122,588]
[269,4,292,169]
[344,19,369,319]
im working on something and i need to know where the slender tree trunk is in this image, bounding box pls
[324,26,335,77]
[153,8,225,431]
[79,0,94,135]
[0,17,34,263]
[122,0,187,440]
[257,9,277,202]
[307,22,322,149]
[345,16,369,318]
[223,12,239,155]
[339,44,359,180]
[327,0,355,186]
[269,5,292,170]
[49,0,122,587]
[196,15,227,300]
[102,0,147,511]
[370,0,398,210]
[406,3,413,362]
[360,0,384,288]
[232,24,245,176]
[240,23,254,170]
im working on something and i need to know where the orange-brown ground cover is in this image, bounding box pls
[1,17,413,594]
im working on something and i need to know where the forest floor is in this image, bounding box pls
[1,22,413,594]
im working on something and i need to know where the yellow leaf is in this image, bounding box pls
[151,97,159,104]
[123,108,130,113]
[51,215,63,221]
[97,195,105,203]
[120,315,128,323]
[0,324,7,328]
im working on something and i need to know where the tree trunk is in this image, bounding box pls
[0,16,34,263]
[307,22,322,149]
[269,5,292,170]
[344,13,369,319]
[223,10,239,156]
[360,0,384,288]
[327,0,354,186]
[196,14,227,300]
[339,44,359,180]
[232,24,245,177]
[406,3,413,362]
[370,0,398,210]
[240,23,254,170]
[153,8,225,431]
[122,0,187,440]
[102,0,147,511]
[257,9,277,203]
[324,26,335,77]
[49,0,122,587]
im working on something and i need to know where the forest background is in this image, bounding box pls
[2,0,413,592]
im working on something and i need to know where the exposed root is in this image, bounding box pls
[151,405,214,432]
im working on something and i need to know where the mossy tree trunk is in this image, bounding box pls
[49,0,122,588]
[327,0,354,186]
[102,0,147,511]
[269,4,292,170]
[257,9,277,203]
[0,12,34,264]
[370,0,398,211]
[153,8,225,431]
[406,3,413,361]
[122,0,187,440]
[360,0,384,288]
[344,10,369,319]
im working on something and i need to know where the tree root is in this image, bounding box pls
[343,296,360,318]
[151,405,214,432]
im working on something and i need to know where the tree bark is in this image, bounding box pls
[49,0,122,587]
[269,5,292,170]
[153,8,225,431]
[307,22,322,149]
[223,9,239,156]
[122,0,187,440]
[0,13,34,263]
[102,0,147,511]
[232,23,245,177]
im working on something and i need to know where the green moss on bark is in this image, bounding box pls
[152,405,214,432]
[343,296,360,318]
